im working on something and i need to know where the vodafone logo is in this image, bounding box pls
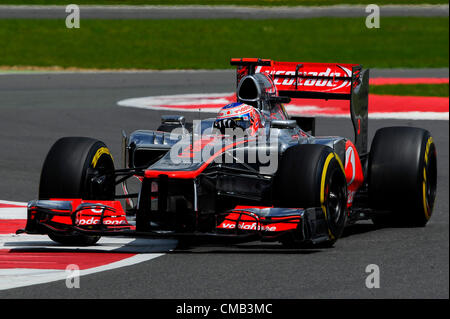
[77,217,126,225]
[219,222,277,232]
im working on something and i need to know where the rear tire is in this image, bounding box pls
[39,137,115,245]
[368,127,437,227]
[274,144,348,247]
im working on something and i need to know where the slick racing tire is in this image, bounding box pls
[368,127,437,227]
[275,144,348,247]
[39,137,115,246]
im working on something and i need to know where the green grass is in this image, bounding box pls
[0,17,447,69]
[371,84,449,96]
[0,0,447,5]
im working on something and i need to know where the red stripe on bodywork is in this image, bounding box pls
[234,205,273,210]
[344,140,364,207]
[145,138,253,179]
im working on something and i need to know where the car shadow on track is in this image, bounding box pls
[4,223,398,255]
[170,222,383,254]
[170,246,323,255]
[340,222,379,238]
[3,237,178,254]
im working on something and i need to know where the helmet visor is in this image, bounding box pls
[213,118,252,134]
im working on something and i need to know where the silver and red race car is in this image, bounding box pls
[18,58,438,248]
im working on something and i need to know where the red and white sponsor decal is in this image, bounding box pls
[344,140,364,206]
[216,210,299,233]
[25,198,131,229]
[255,62,355,94]
[217,103,254,119]
[219,221,278,232]
[118,78,449,120]
[370,78,449,85]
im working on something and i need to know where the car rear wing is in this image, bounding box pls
[230,58,370,154]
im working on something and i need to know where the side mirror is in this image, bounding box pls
[161,115,186,126]
[270,120,297,129]
[269,96,291,104]
[290,117,316,136]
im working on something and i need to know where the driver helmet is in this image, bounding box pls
[213,102,263,136]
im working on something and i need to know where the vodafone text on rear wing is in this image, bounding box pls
[230,58,370,154]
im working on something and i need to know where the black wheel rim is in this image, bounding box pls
[86,153,115,200]
[325,168,347,225]
[424,144,437,216]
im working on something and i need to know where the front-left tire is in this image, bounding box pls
[274,144,348,247]
[39,137,115,245]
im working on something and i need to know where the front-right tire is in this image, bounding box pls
[368,127,437,227]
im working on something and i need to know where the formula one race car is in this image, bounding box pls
[18,58,438,248]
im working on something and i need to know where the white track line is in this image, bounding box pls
[0,200,27,220]
[0,200,27,206]
[0,4,447,17]
[0,200,175,290]
[0,253,164,291]
[117,93,449,120]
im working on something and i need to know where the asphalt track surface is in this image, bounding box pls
[0,70,448,298]
[0,4,448,19]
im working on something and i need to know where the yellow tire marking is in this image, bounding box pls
[422,181,429,220]
[422,137,433,220]
[91,147,113,168]
[320,152,336,241]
